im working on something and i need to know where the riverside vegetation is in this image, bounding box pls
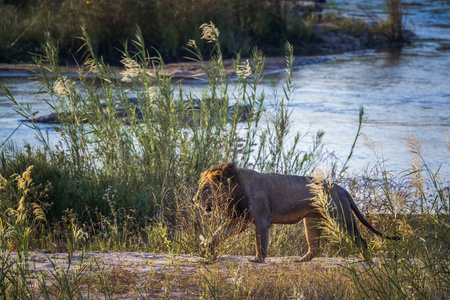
[0,22,448,298]
[1,0,408,64]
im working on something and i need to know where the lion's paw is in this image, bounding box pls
[293,252,315,263]
[248,257,265,263]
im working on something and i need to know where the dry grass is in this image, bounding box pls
[18,251,360,299]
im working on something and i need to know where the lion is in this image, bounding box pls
[194,162,399,263]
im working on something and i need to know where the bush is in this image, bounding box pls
[2,24,324,227]
[0,0,316,63]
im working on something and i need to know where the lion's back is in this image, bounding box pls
[238,168,312,197]
[237,169,319,222]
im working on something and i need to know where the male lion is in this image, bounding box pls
[194,162,398,263]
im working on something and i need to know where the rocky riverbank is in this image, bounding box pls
[0,23,415,81]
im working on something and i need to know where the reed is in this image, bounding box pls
[2,24,323,222]
[0,22,447,299]
[384,0,404,40]
[0,0,405,64]
[313,135,449,299]
[347,136,449,299]
[0,0,311,63]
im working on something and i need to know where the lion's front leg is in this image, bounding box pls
[209,221,247,253]
[249,221,270,263]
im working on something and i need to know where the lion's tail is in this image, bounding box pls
[347,191,400,241]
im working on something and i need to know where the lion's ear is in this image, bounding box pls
[210,170,223,183]
[221,162,237,179]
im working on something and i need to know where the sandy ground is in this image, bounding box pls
[23,251,367,273]
[3,251,372,298]
[4,248,437,299]
[0,56,331,81]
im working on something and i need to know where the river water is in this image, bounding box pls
[0,0,449,179]
[287,0,450,179]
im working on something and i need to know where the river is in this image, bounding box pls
[286,0,449,179]
[0,0,449,179]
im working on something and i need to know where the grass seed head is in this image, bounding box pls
[235,59,252,79]
[53,77,70,96]
[200,21,220,43]
[120,57,142,82]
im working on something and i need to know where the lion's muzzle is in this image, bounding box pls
[204,203,212,213]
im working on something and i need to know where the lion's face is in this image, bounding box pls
[194,180,216,213]
[194,163,237,214]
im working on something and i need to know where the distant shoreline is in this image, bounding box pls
[0,56,333,82]
[0,25,415,81]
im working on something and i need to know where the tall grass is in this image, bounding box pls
[0,165,49,255]
[0,165,49,298]
[313,135,449,299]
[0,20,447,299]
[384,0,403,40]
[0,0,407,64]
[347,136,449,299]
[355,0,404,40]
[1,23,324,234]
[0,23,331,297]
[0,0,315,63]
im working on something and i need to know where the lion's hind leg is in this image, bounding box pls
[295,216,322,263]
[343,213,372,262]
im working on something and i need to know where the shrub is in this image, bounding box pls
[2,24,324,228]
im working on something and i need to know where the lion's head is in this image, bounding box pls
[194,162,249,219]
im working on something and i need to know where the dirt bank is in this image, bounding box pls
[0,55,332,81]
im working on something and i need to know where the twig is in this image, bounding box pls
[0,111,39,149]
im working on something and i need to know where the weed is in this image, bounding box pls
[384,0,404,40]
[0,166,49,256]
[0,0,314,63]
[0,20,446,299]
